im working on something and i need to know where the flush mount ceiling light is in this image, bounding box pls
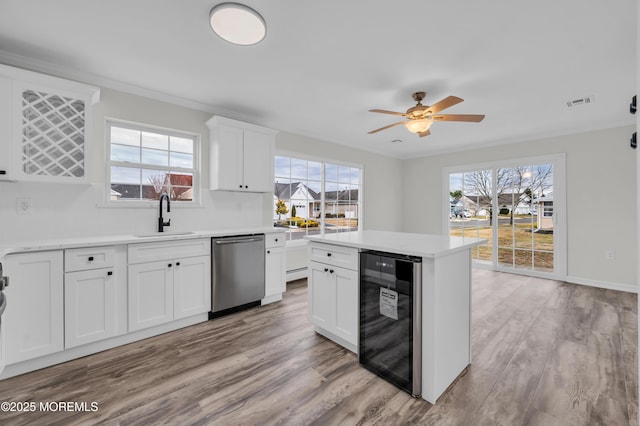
[209,3,266,46]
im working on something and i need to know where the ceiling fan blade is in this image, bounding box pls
[369,109,407,117]
[418,129,431,137]
[432,114,485,122]
[368,121,406,134]
[425,96,463,114]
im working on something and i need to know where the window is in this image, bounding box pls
[543,201,554,217]
[106,120,198,203]
[274,155,361,241]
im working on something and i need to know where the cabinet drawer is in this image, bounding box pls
[265,233,285,249]
[65,246,118,272]
[309,243,359,271]
[128,238,210,264]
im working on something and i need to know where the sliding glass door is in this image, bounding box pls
[447,156,564,278]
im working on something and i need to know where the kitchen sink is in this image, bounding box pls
[133,231,196,238]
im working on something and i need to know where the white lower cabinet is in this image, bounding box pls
[64,245,127,348]
[128,260,174,331]
[173,255,211,320]
[3,251,64,364]
[128,239,211,332]
[262,232,286,305]
[308,244,359,351]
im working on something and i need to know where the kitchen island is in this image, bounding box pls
[306,230,486,404]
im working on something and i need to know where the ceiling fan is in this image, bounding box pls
[368,92,485,137]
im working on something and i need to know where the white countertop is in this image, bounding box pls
[0,227,284,259]
[305,230,487,258]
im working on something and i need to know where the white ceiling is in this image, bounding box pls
[0,0,636,159]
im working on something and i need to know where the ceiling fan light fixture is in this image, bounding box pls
[405,118,433,134]
[209,3,266,46]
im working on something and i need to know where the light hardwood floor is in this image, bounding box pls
[0,269,636,425]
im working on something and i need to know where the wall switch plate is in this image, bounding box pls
[604,249,615,260]
[17,197,32,215]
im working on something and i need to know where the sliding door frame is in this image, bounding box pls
[442,153,567,280]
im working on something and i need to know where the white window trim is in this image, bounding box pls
[104,118,202,208]
[442,153,566,280]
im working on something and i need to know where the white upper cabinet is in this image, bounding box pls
[206,116,278,192]
[0,64,100,183]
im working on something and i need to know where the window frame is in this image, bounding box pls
[104,118,201,207]
[274,150,363,244]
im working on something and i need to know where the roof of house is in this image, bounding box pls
[274,182,358,202]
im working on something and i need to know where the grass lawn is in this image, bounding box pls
[450,218,554,270]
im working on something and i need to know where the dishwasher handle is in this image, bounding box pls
[214,237,262,245]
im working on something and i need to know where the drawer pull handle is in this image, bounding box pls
[88,256,94,261]
[107,271,113,276]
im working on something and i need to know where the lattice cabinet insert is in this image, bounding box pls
[21,90,87,178]
[0,63,100,182]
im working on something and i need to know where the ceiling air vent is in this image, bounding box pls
[566,95,594,108]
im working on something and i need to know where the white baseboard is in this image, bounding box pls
[564,275,638,294]
[286,268,307,282]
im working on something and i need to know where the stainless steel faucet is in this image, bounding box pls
[158,192,171,232]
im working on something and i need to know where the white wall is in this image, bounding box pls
[276,132,405,232]
[0,87,404,243]
[403,125,638,289]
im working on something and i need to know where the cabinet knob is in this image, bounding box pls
[239,184,243,188]
[267,250,271,254]
[88,256,94,261]
[327,253,332,257]
[275,238,278,242]
[330,269,334,274]
[168,263,172,267]
[324,268,329,272]
[245,185,248,189]
[107,271,113,276]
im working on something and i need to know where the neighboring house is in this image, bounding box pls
[461,192,533,216]
[274,181,358,220]
[535,195,554,229]
[110,189,121,200]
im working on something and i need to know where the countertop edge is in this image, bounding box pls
[0,227,285,259]
[305,232,487,258]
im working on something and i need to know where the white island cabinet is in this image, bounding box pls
[262,232,286,305]
[306,230,486,404]
[308,242,359,352]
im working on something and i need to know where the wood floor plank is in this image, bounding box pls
[0,272,635,425]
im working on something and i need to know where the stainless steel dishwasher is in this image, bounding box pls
[210,234,265,318]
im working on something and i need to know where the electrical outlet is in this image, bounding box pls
[16,197,32,215]
[604,249,615,260]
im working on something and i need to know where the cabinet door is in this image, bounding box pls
[173,255,211,319]
[64,268,118,348]
[128,261,173,331]
[333,266,359,344]
[242,129,274,192]
[3,251,64,364]
[264,247,285,303]
[308,261,335,329]
[211,124,244,191]
[0,76,12,180]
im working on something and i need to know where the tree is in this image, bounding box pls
[291,204,297,218]
[450,190,463,199]
[275,199,288,220]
